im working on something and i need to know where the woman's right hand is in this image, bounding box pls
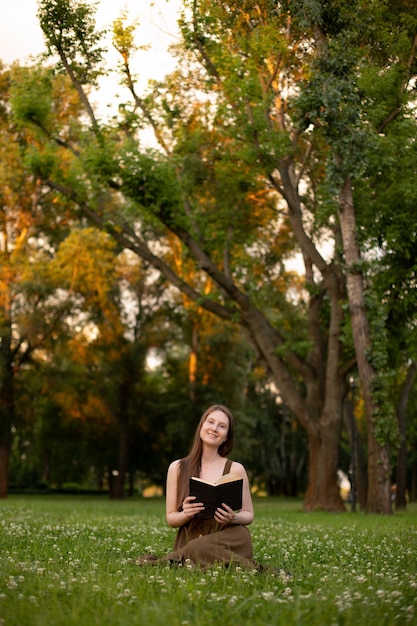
[182,496,205,520]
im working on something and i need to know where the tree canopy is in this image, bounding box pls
[1,0,417,511]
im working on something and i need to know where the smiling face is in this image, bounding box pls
[199,409,230,449]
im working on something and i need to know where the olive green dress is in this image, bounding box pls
[161,459,254,568]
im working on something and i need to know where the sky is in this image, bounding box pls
[0,0,182,114]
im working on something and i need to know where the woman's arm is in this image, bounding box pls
[165,459,204,528]
[214,461,254,526]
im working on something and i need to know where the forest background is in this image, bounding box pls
[1,0,417,514]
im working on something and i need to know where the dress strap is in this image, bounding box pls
[223,458,232,475]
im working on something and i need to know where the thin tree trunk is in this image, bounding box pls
[113,366,132,500]
[338,177,391,514]
[113,364,132,501]
[343,390,367,509]
[396,361,416,509]
[113,413,128,499]
[0,312,14,499]
[189,323,199,402]
[0,440,10,499]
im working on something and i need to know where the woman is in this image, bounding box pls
[138,404,255,568]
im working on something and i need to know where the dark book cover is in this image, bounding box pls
[189,476,243,519]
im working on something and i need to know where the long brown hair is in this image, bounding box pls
[175,405,235,511]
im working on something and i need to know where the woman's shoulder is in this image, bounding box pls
[168,459,182,471]
[168,458,188,475]
[229,460,247,476]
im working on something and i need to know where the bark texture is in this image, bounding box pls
[338,177,391,514]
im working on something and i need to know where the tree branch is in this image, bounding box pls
[378,34,417,134]
[44,178,236,322]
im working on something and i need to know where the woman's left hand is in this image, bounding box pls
[214,503,236,524]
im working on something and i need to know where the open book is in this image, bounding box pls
[189,473,243,519]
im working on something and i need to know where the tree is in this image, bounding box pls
[352,44,417,510]
[291,0,417,513]
[0,63,75,497]
[14,0,417,511]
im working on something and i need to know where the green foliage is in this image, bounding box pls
[23,146,56,179]
[37,0,106,86]
[119,146,185,227]
[292,0,417,185]
[9,66,54,132]
[352,78,417,388]
[294,38,373,183]
[79,132,120,182]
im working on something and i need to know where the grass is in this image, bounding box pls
[0,496,416,626]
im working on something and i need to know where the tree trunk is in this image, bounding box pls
[235,278,348,511]
[0,311,14,499]
[189,323,199,402]
[304,421,345,512]
[338,177,391,514]
[343,390,368,510]
[302,371,346,512]
[366,434,391,513]
[0,439,10,499]
[289,424,304,498]
[395,361,416,510]
[113,413,128,499]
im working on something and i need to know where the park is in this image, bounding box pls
[1,0,417,622]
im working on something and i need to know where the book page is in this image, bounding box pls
[215,473,241,485]
[190,472,241,486]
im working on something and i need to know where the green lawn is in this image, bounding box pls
[0,496,416,625]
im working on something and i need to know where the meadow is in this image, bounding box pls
[0,496,416,626]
